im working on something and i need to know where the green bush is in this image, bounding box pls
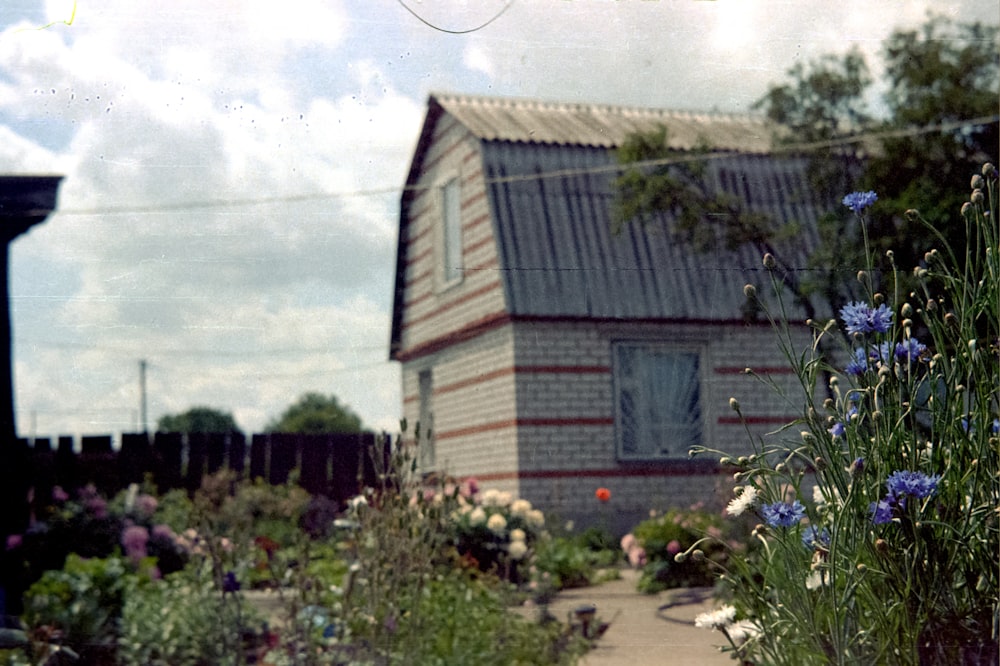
[694,168,1000,664]
[631,507,728,593]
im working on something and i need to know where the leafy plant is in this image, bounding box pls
[693,164,999,664]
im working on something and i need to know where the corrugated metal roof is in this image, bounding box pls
[481,142,826,322]
[432,93,775,152]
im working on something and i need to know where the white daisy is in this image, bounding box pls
[726,486,759,517]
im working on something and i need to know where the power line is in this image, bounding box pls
[18,338,389,356]
[396,0,513,35]
[50,114,998,217]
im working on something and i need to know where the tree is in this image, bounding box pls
[265,392,365,434]
[615,15,998,312]
[755,15,998,304]
[156,406,241,434]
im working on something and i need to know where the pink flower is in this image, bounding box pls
[6,534,22,550]
[122,525,150,563]
[620,534,637,551]
[461,477,480,498]
[627,546,647,568]
[135,494,158,517]
[52,486,69,503]
[666,540,682,556]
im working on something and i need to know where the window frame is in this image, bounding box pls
[417,368,435,469]
[439,176,463,288]
[611,340,706,461]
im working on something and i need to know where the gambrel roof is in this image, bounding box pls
[391,93,832,357]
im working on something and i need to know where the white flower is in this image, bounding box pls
[806,567,830,590]
[510,528,526,542]
[508,540,528,560]
[812,484,843,509]
[694,605,736,629]
[510,499,533,517]
[481,489,513,507]
[525,509,545,528]
[726,486,759,517]
[487,513,507,534]
[725,619,760,644]
[469,507,487,526]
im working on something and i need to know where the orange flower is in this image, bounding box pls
[595,487,611,502]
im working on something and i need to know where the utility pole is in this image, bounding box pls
[139,359,148,433]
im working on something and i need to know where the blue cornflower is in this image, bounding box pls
[843,190,878,213]
[845,347,872,376]
[222,571,241,594]
[894,338,927,363]
[885,470,941,499]
[993,418,1000,434]
[829,422,845,438]
[840,301,894,336]
[801,526,830,550]
[761,500,806,528]
[869,493,904,525]
[848,457,864,477]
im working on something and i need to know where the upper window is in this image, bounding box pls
[441,178,463,285]
[613,342,703,460]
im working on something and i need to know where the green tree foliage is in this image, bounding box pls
[757,15,998,304]
[156,406,241,434]
[265,392,365,434]
[615,15,998,312]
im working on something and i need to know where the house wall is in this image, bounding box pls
[400,324,521,498]
[506,318,816,533]
[395,113,506,359]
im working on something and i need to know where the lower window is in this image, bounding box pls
[613,342,703,460]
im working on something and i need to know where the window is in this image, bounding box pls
[613,342,702,460]
[441,178,463,284]
[418,369,434,468]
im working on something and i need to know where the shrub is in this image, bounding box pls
[630,507,729,593]
[694,166,1000,664]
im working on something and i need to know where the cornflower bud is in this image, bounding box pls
[983,162,997,178]
[857,270,867,283]
[873,293,884,305]
[885,250,894,260]
[901,303,913,318]
[729,397,740,412]
[674,552,687,563]
[945,312,957,327]
[875,538,889,555]
[961,202,973,217]
[813,457,827,470]
[971,174,985,190]
[691,549,706,562]
[856,563,867,573]
[743,284,757,299]
[904,209,919,222]
[926,298,937,312]
[762,253,776,270]
[971,189,985,205]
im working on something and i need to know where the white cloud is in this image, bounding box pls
[463,43,494,78]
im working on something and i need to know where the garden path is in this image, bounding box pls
[543,568,734,665]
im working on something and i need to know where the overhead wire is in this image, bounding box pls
[50,113,999,217]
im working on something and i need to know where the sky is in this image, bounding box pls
[0,0,994,439]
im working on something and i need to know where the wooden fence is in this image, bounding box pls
[0,431,389,540]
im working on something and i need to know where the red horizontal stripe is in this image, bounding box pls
[474,463,723,482]
[401,280,503,329]
[460,188,487,211]
[393,312,510,362]
[437,417,612,441]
